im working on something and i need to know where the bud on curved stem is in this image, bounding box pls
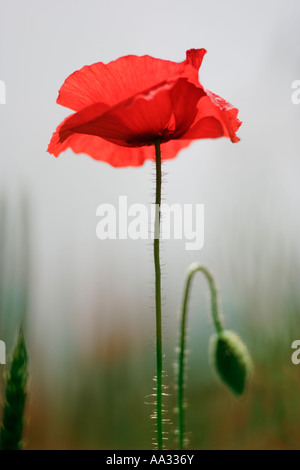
[176,263,252,450]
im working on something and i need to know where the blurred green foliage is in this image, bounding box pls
[0,196,300,450]
[0,329,28,450]
[21,318,300,450]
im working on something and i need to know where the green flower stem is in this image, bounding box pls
[153,139,163,450]
[178,264,223,450]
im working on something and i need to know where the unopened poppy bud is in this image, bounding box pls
[210,330,252,396]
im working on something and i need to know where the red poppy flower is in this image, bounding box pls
[47,49,241,167]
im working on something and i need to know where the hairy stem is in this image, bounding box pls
[153,139,163,450]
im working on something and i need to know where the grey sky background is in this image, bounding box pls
[0,0,299,361]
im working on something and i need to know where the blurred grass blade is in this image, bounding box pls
[0,328,29,450]
[0,195,7,333]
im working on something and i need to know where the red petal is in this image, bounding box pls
[169,79,206,137]
[47,122,193,167]
[58,78,203,147]
[57,101,110,142]
[58,80,175,146]
[182,92,242,143]
[56,49,207,112]
[206,90,242,142]
[181,116,224,139]
[185,49,207,73]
